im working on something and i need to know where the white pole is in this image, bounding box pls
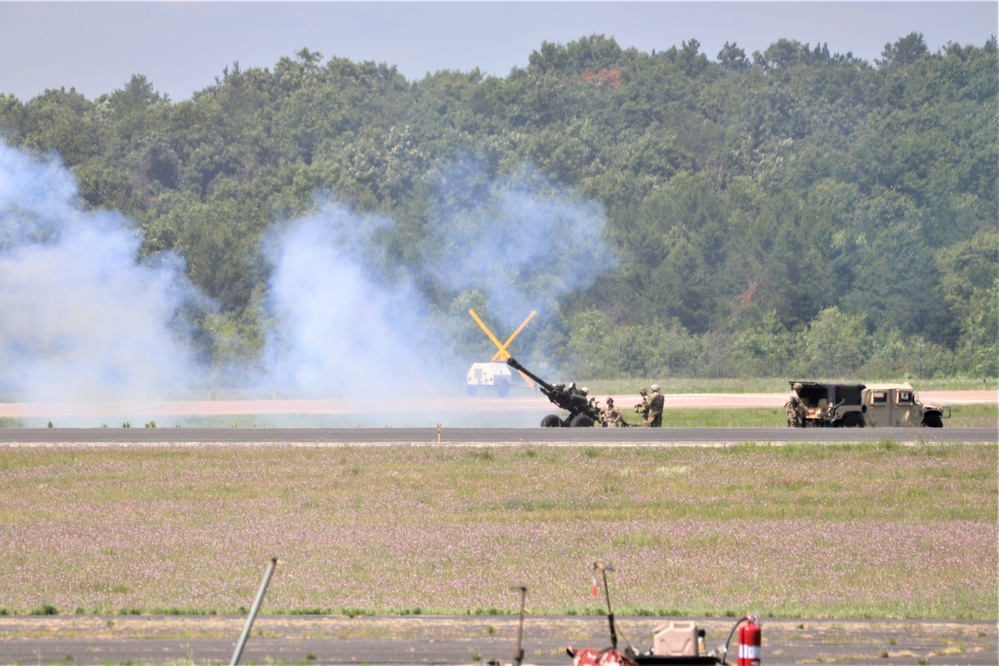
[229,556,278,666]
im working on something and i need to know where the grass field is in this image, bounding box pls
[0,441,994,621]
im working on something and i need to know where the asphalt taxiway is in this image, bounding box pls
[0,615,994,665]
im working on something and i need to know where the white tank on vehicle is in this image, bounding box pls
[466,361,515,397]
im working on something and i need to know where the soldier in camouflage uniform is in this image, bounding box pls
[601,397,625,427]
[634,388,649,415]
[643,384,664,427]
[785,382,806,427]
[635,387,663,427]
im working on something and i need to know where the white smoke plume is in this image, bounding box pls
[257,161,617,397]
[0,142,201,404]
[258,202,447,398]
[0,141,617,417]
[421,161,616,332]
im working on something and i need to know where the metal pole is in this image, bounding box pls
[512,586,527,666]
[230,556,278,666]
[593,562,617,649]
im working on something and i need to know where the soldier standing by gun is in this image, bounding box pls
[634,388,649,418]
[635,386,664,427]
[785,382,806,427]
[644,384,664,427]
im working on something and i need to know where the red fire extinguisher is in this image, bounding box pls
[737,615,761,666]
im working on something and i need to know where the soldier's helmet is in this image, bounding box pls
[639,387,647,395]
[580,387,589,396]
[793,382,803,391]
[606,397,615,406]
[651,384,660,392]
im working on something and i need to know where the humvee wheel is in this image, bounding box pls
[840,413,865,428]
[466,386,477,397]
[569,413,594,427]
[541,414,563,428]
[922,413,944,428]
[496,382,510,397]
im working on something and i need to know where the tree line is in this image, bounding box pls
[0,33,995,381]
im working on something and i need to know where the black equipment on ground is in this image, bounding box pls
[506,357,602,427]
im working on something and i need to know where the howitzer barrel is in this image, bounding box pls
[507,356,594,420]
[505,357,555,393]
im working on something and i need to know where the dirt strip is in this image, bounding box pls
[1,390,993,418]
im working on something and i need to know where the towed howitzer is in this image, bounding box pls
[506,357,601,427]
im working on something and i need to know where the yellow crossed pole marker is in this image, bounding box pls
[468,309,537,388]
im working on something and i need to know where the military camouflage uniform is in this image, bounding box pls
[785,384,806,427]
[643,385,664,427]
[601,398,624,427]
[634,389,649,415]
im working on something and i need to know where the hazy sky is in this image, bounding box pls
[0,1,996,102]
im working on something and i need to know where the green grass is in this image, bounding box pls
[946,404,999,428]
[655,408,784,427]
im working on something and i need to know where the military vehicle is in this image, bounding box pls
[859,383,947,427]
[466,361,515,397]
[786,381,947,428]
[506,357,602,427]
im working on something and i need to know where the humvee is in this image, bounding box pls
[786,381,947,428]
[861,383,947,427]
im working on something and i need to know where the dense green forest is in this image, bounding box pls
[1,33,996,388]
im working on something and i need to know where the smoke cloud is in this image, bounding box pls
[420,161,616,332]
[0,142,200,403]
[257,161,617,397]
[259,202,445,397]
[0,142,617,417]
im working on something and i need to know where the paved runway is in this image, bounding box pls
[0,615,994,665]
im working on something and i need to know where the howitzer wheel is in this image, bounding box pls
[569,413,595,427]
[540,414,563,428]
[840,413,865,427]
